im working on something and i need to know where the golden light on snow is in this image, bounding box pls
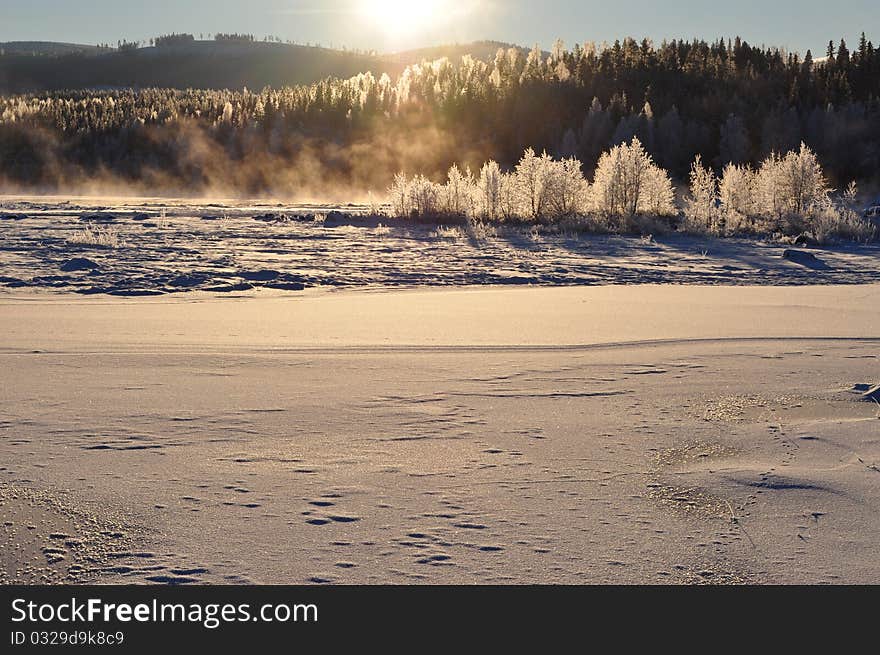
[362,0,445,34]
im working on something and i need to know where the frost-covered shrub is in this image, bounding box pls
[808,183,877,244]
[810,203,877,244]
[68,225,122,248]
[464,220,499,240]
[430,225,465,239]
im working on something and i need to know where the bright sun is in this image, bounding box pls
[363,0,444,34]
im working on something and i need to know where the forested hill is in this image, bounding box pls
[0,39,523,93]
[0,42,107,57]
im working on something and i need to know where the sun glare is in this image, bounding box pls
[363,0,444,34]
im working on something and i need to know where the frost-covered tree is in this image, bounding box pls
[520,45,545,83]
[755,152,786,219]
[592,140,646,219]
[642,166,677,218]
[408,174,441,217]
[388,173,441,217]
[684,155,719,230]
[777,142,830,215]
[590,138,673,220]
[719,163,757,225]
[498,172,519,222]
[389,172,409,216]
[754,143,829,220]
[514,148,551,220]
[543,157,590,218]
[221,101,233,124]
[477,161,503,221]
[441,164,475,217]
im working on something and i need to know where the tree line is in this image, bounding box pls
[0,35,878,195]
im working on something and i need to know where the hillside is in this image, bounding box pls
[0,41,106,57]
[388,40,532,64]
[0,39,520,93]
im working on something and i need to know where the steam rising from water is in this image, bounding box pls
[0,116,493,203]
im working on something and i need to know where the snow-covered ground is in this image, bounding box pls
[2,284,878,584]
[3,196,880,295]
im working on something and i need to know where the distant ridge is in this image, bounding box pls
[0,41,106,57]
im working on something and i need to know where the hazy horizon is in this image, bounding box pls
[1,0,878,56]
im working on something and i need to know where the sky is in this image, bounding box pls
[1,0,878,55]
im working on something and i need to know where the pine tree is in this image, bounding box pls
[837,39,850,66]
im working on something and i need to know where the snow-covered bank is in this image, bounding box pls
[2,198,880,296]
